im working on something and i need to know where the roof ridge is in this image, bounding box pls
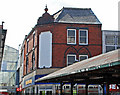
[63,7,91,10]
[53,7,91,16]
[53,7,101,24]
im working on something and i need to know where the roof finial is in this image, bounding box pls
[44,4,48,13]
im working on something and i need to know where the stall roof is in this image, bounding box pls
[36,49,120,83]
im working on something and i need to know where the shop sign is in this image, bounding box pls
[24,77,35,88]
[25,79,32,85]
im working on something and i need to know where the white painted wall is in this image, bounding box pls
[39,31,52,68]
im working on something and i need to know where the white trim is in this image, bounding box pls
[33,30,35,34]
[79,55,88,61]
[67,54,76,66]
[79,29,88,45]
[67,29,76,44]
[27,39,29,42]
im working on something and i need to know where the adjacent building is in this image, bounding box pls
[0,22,7,69]
[102,30,120,53]
[0,45,19,94]
[19,7,102,94]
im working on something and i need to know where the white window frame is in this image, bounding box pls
[79,55,88,61]
[67,54,76,66]
[67,29,76,44]
[79,29,88,45]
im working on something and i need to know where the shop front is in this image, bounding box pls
[23,74,56,95]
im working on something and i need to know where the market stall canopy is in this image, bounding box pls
[36,49,120,84]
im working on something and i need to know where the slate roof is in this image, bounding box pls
[53,7,101,24]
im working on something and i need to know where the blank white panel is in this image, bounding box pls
[39,31,52,68]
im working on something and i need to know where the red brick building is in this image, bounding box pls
[20,7,102,93]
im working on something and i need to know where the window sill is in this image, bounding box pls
[79,43,88,46]
[67,43,76,45]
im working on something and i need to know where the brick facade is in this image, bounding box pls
[22,7,102,76]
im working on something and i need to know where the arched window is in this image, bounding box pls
[26,56,28,74]
[32,52,35,70]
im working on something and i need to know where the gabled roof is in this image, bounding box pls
[53,7,101,24]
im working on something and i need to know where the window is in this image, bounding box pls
[79,29,88,45]
[67,29,76,44]
[33,33,35,48]
[26,57,28,74]
[27,40,29,53]
[105,35,120,52]
[116,36,120,45]
[105,36,115,45]
[79,55,88,61]
[46,91,52,95]
[106,46,115,52]
[32,52,35,70]
[67,54,76,65]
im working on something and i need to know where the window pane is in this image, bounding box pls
[68,37,75,43]
[67,29,76,44]
[106,46,115,52]
[68,55,75,65]
[27,41,29,53]
[68,30,75,36]
[116,36,120,45]
[105,36,115,45]
[79,55,88,61]
[79,30,87,44]
[80,30,86,36]
[80,37,86,43]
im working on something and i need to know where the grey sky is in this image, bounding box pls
[0,0,119,49]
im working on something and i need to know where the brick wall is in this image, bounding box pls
[23,23,102,75]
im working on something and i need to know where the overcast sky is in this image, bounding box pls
[0,0,119,49]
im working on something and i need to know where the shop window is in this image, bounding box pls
[79,55,88,61]
[66,86,70,89]
[46,91,52,95]
[79,29,88,45]
[67,54,76,65]
[67,29,76,44]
